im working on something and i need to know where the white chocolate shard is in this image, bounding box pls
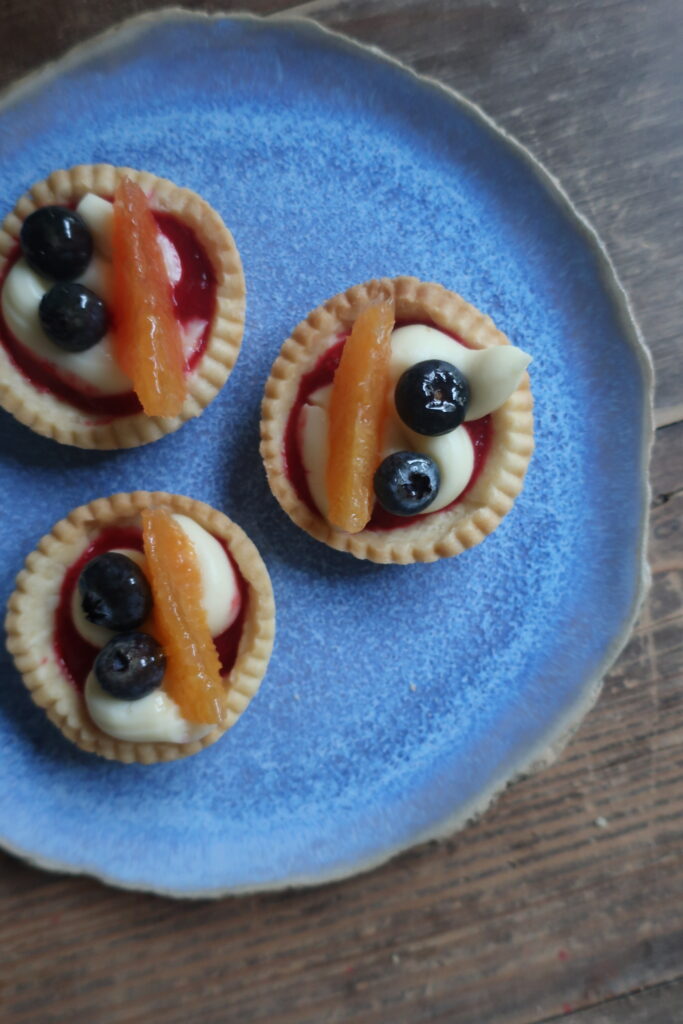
[464,345,531,421]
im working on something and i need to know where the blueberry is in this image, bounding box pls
[78,552,152,632]
[94,632,166,701]
[395,359,470,435]
[20,206,93,280]
[374,451,440,516]
[39,282,108,352]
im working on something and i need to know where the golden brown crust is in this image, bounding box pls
[5,492,275,764]
[260,276,534,563]
[0,164,245,449]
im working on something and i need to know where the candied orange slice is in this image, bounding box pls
[112,177,186,417]
[326,301,395,533]
[142,508,225,726]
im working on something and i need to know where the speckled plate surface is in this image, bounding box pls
[0,10,652,896]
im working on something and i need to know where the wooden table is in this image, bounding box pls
[1,2,681,1021]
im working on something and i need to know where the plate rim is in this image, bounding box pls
[0,6,654,898]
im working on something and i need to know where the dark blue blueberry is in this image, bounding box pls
[78,553,152,632]
[39,282,108,352]
[374,451,440,516]
[20,206,93,280]
[395,359,470,435]
[94,632,166,701]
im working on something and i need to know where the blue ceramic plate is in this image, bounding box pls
[0,11,652,896]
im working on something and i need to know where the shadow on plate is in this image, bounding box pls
[0,648,89,767]
[0,408,115,472]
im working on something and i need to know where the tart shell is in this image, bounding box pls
[260,276,534,564]
[5,492,275,764]
[0,164,246,449]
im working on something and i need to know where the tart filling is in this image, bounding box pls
[0,195,215,415]
[57,516,245,744]
[289,321,530,529]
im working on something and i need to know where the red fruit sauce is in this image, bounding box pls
[283,323,493,532]
[0,210,216,418]
[54,525,247,692]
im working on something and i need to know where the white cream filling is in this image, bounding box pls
[299,324,530,522]
[77,517,240,744]
[77,193,113,259]
[1,193,203,397]
[1,256,130,394]
[158,233,182,285]
[84,672,212,745]
[403,424,475,513]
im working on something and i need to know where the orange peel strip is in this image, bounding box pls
[326,301,395,533]
[112,177,186,417]
[142,508,225,726]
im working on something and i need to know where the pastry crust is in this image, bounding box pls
[260,277,534,563]
[5,492,275,764]
[0,164,245,449]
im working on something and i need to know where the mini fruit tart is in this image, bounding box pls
[0,164,245,448]
[261,277,534,563]
[5,492,275,763]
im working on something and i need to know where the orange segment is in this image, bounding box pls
[112,177,186,417]
[326,301,395,533]
[142,508,225,726]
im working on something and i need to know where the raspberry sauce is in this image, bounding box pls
[54,525,246,691]
[282,325,493,531]
[0,211,216,417]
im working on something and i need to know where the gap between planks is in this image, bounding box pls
[536,973,683,1023]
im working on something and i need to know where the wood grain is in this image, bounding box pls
[0,2,682,1023]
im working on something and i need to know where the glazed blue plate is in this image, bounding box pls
[0,11,652,895]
